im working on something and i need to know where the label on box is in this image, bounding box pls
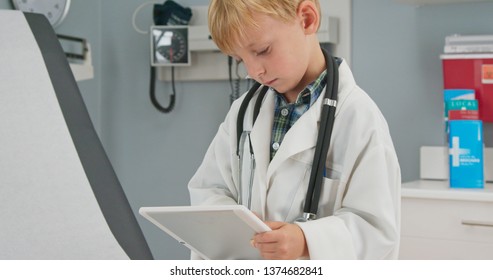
[443,91,476,142]
[483,64,493,84]
[448,120,484,188]
[445,99,478,117]
[448,110,479,120]
[443,89,476,123]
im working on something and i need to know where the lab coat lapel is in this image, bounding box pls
[266,90,324,179]
[267,59,355,177]
[250,90,275,215]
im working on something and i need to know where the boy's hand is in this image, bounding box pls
[251,221,309,260]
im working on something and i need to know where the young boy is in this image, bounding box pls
[188,0,401,259]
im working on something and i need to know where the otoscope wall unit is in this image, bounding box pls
[156,6,340,82]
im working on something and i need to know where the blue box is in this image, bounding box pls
[445,99,478,118]
[448,120,484,188]
[444,89,475,102]
[443,89,475,141]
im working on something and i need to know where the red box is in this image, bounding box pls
[441,54,493,122]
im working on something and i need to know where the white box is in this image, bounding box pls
[420,146,492,182]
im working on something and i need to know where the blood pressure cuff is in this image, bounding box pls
[153,0,193,25]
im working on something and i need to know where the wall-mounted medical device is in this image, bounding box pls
[147,1,193,114]
[58,34,94,81]
[150,25,191,66]
[11,0,71,28]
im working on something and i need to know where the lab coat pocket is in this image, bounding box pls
[266,151,313,222]
[283,166,311,222]
[317,177,343,218]
[290,151,342,180]
[284,174,342,222]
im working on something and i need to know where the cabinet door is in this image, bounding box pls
[400,197,493,259]
[400,237,493,259]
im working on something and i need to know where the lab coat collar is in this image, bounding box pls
[248,60,356,213]
[266,59,356,183]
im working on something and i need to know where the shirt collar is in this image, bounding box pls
[274,70,327,107]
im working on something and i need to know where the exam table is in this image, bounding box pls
[0,10,153,260]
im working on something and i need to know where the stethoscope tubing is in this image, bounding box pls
[303,49,339,217]
[236,48,338,221]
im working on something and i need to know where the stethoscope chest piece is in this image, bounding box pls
[295,212,317,223]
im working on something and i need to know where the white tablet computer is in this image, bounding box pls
[139,204,271,260]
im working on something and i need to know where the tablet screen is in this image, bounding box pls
[139,205,270,260]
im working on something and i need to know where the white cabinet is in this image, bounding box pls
[400,180,493,259]
[395,0,489,5]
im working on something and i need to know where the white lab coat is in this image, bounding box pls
[188,60,401,259]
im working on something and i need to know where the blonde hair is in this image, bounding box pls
[208,0,321,54]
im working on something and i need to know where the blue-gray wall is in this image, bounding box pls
[2,0,492,259]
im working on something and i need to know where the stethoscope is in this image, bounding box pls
[236,48,339,222]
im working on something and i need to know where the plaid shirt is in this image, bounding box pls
[270,70,327,160]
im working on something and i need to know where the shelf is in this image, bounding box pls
[69,44,94,81]
[157,14,339,82]
[59,36,94,81]
[70,62,94,81]
[402,180,493,202]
